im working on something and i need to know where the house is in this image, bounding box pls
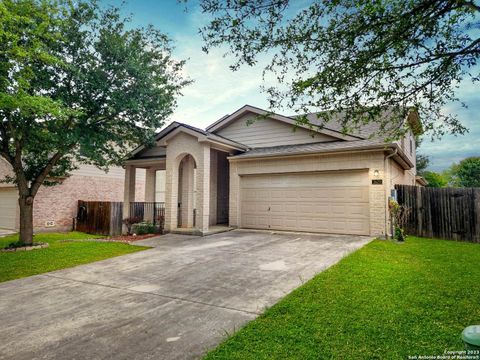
[124,105,421,237]
[0,158,146,232]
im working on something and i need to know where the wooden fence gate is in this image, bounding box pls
[76,201,123,236]
[395,185,480,243]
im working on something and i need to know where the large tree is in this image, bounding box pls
[448,156,480,187]
[197,0,479,137]
[415,137,430,175]
[0,0,189,245]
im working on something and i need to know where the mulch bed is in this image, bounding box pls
[58,234,160,244]
[107,234,159,242]
[1,242,49,252]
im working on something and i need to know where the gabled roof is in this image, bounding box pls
[129,121,249,159]
[300,107,423,139]
[207,104,422,141]
[206,105,360,141]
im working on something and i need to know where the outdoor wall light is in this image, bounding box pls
[373,170,380,178]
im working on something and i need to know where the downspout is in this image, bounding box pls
[384,147,398,239]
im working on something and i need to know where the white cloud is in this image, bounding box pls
[167,4,479,171]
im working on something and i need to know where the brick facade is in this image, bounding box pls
[0,160,145,232]
[33,174,145,232]
[164,132,211,233]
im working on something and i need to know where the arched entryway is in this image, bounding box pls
[177,154,197,228]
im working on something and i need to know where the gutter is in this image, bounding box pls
[229,142,413,169]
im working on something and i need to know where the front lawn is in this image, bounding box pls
[0,232,149,283]
[205,237,480,359]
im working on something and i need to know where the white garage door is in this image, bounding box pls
[0,187,18,230]
[240,171,370,235]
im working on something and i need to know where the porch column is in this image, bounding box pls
[180,156,195,227]
[164,154,177,232]
[144,169,156,202]
[123,165,136,221]
[196,144,210,233]
[144,168,156,222]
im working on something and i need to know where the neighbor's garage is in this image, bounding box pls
[0,187,18,230]
[240,170,370,235]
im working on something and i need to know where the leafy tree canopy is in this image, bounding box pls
[416,154,430,175]
[448,156,480,187]
[197,0,480,138]
[0,0,189,243]
[423,171,448,188]
[415,136,430,175]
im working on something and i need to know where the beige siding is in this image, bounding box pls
[0,158,15,188]
[0,187,18,230]
[390,159,416,187]
[216,113,337,148]
[73,164,146,183]
[394,130,416,171]
[240,171,370,235]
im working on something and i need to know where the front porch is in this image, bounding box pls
[123,123,246,235]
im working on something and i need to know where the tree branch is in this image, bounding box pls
[29,152,63,196]
[457,0,480,12]
[371,38,480,72]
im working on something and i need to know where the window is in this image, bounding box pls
[409,138,413,155]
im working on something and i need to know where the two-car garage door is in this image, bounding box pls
[0,187,18,230]
[240,171,370,235]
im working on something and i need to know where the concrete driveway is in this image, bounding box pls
[0,230,372,360]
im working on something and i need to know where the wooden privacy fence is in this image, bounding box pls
[76,201,123,236]
[76,201,165,236]
[395,185,480,242]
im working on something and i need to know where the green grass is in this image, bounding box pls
[0,232,149,283]
[205,237,480,360]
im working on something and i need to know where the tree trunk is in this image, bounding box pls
[19,195,34,245]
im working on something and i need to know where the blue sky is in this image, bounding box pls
[103,0,479,171]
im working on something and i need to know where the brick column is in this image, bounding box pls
[228,161,240,227]
[180,156,195,227]
[144,169,156,202]
[144,168,156,222]
[164,154,177,232]
[196,144,210,233]
[123,165,136,228]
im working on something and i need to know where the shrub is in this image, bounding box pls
[389,199,410,242]
[122,216,142,235]
[132,222,157,235]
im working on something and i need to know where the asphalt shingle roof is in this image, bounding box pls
[230,139,390,159]
[296,108,404,140]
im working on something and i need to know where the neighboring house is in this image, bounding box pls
[0,158,146,232]
[124,105,421,237]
